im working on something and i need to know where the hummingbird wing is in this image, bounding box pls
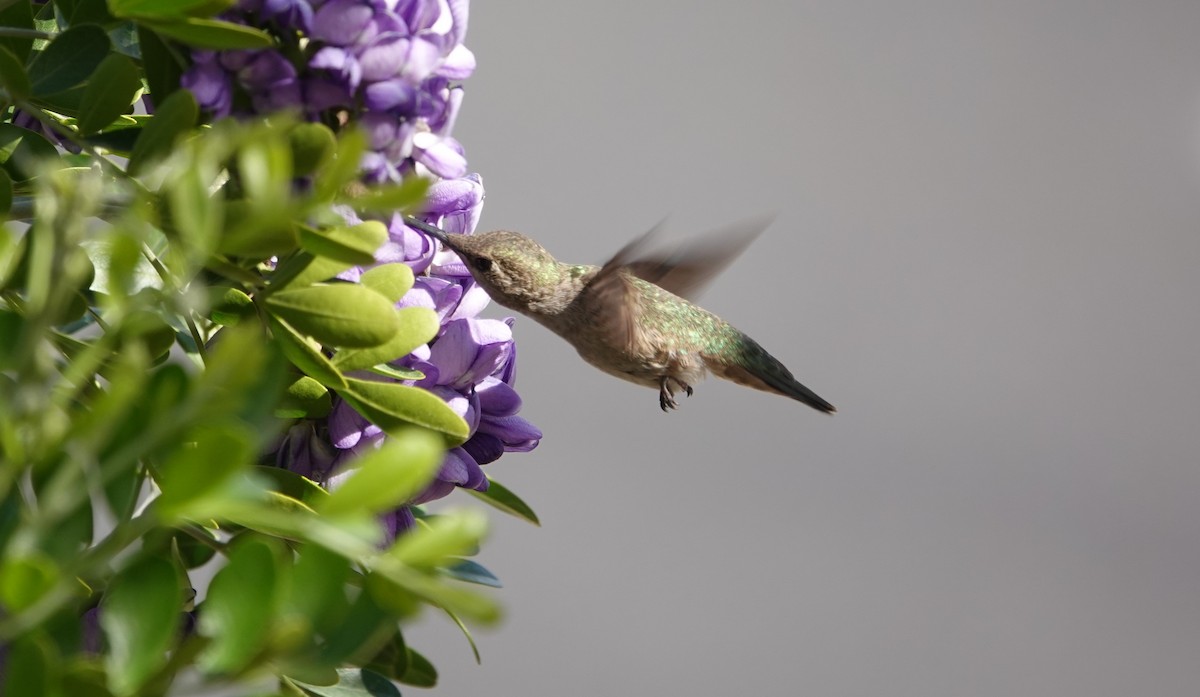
[597,215,773,300]
[585,216,774,352]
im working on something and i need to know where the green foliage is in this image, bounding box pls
[0,2,540,694]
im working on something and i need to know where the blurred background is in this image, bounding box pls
[413,2,1200,695]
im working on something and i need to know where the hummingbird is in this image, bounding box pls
[404,216,835,414]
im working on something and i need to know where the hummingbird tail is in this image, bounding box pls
[706,335,836,414]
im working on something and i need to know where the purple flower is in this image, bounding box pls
[310,0,380,46]
[191,0,541,523]
[305,47,361,110]
[181,54,233,117]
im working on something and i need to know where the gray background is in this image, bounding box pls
[414,2,1200,696]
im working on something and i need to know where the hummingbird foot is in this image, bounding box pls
[658,377,694,412]
[659,377,677,412]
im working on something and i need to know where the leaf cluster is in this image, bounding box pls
[0,2,541,695]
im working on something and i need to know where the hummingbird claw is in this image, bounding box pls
[658,377,693,411]
[658,377,678,412]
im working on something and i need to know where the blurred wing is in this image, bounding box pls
[600,215,774,301]
[584,216,774,352]
[583,265,643,354]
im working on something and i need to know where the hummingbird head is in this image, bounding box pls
[408,218,565,313]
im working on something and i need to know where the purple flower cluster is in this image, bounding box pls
[182,1,540,518]
[182,0,472,184]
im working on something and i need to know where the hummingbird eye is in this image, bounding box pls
[471,256,493,272]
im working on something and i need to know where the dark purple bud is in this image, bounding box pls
[462,432,504,465]
[478,414,542,452]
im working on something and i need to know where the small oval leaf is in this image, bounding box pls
[78,53,143,135]
[359,263,414,303]
[0,123,61,182]
[337,377,470,445]
[0,45,30,99]
[331,307,438,372]
[101,556,184,695]
[28,25,111,96]
[265,284,401,349]
[320,428,442,518]
[278,375,332,418]
[142,17,274,49]
[198,537,280,674]
[269,316,348,389]
[298,221,387,266]
[128,89,197,175]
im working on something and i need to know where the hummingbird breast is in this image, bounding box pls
[540,272,726,390]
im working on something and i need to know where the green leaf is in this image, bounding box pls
[101,556,184,695]
[0,553,58,611]
[128,89,197,175]
[466,477,540,526]
[290,667,402,697]
[265,284,402,349]
[289,122,336,176]
[337,377,470,445]
[62,662,117,697]
[370,364,424,381]
[359,263,414,303]
[254,466,330,506]
[442,559,502,588]
[56,0,116,26]
[269,316,348,389]
[198,537,279,674]
[0,167,11,215]
[320,428,442,518]
[2,635,56,697]
[210,286,255,325]
[0,123,60,182]
[110,0,235,19]
[387,508,488,569]
[137,26,185,103]
[398,649,438,688]
[344,177,431,215]
[298,221,387,266]
[78,53,143,135]
[155,422,256,519]
[272,252,354,290]
[0,45,30,99]
[172,527,219,568]
[284,543,350,634]
[27,24,110,96]
[331,307,438,372]
[278,375,332,418]
[0,0,35,62]
[313,128,367,202]
[141,17,274,49]
[84,122,142,152]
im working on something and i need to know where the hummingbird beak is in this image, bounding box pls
[402,215,458,252]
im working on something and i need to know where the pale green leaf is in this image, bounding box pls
[331,307,438,372]
[265,284,401,349]
[337,377,470,445]
[359,263,414,303]
[320,428,442,518]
